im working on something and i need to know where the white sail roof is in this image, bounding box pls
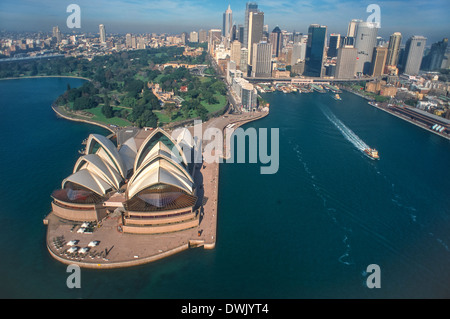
[73,154,122,190]
[133,128,188,172]
[85,134,127,179]
[62,169,113,196]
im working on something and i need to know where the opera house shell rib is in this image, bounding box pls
[50,128,198,235]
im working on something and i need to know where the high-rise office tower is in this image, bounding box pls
[247,11,264,65]
[421,38,448,71]
[240,47,249,75]
[230,40,242,68]
[208,29,222,55]
[304,24,327,77]
[371,46,388,76]
[238,24,244,43]
[269,26,282,57]
[402,35,427,75]
[335,46,358,79]
[244,2,259,48]
[99,24,106,43]
[223,5,233,39]
[354,21,378,75]
[291,42,306,65]
[347,19,361,38]
[126,33,132,48]
[345,18,361,46]
[198,29,207,43]
[386,32,402,67]
[231,25,237,41]
[189,31,198,43]
[327,33,341,58]
[52,26,61,43]
[251,41,272,77]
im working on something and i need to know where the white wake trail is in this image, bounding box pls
[321,106,369,152]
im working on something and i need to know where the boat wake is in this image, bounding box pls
[289,139,354,266]
[320,105,369,154]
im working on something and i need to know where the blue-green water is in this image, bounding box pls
[0,78,449,298]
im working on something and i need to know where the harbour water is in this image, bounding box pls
[0,78,449,298]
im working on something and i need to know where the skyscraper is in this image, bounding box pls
[223,5,233,40]
[126,33,132,48]
[240,47,249,75]
[370,46,388,77]
[327,34,341,58]
[251,41,272,77]
[99,24,106,43]
[335,46,358,79]
[347,19,361,38]
[230,40,242,68]
[402,36,427,75]
[244,2,259,48]
[198,29,207,43]
[354,21,378,75]
[304,24,327,77]
[247,11,264,65]
[238,24,244,43]
[421,38,448,71]
[208,29,222,55]
[291,42,306,65]
[269,26,282,57]
[189,31,198,43]
[386,32,402,67]
[52,26,61,43]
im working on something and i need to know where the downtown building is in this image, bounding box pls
[335,46,358,79]
[421,38,448,71]
[401,35,427,75]
[371,46,388,77]
[251,41,273,77]
[353,21,379,75]
[304,24,327,77]
[247,11,264,67]
[232,76,258,111]
[386,32,402,68]
[99,24,106,44]
[269,26,283,57]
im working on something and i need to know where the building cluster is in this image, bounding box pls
[202,2,449,113]
[0,24,209,61]
[1,2,449,114]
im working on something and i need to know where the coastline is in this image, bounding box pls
[45,98,269,269]
[0,75,92,82]
[52,105,116,134]
[339,87,450,141]
[366,102,450,141]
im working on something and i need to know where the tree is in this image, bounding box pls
[102,102,113,118]
[102,94,113,118]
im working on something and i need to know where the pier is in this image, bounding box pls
[45,108,269,269]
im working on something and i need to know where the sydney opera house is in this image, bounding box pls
[50,128,199,234]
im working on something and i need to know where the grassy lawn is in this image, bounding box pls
[84,105,132,127]
[201,94,227,113]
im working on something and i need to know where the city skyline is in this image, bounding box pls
[0,0,449,44]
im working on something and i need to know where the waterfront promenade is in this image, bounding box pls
[45,107,269,269]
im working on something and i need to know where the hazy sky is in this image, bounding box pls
[0,0,448,43]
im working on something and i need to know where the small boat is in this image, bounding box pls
[333,94,341,100]
[364,148,380,160]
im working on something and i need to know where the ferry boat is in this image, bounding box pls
[332,94,341,100]
[364,148,380,160]
[311,84,326,93]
